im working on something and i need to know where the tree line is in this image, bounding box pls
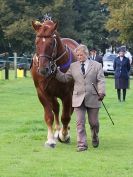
[0,0,132,56]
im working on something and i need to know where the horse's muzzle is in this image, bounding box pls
[39,67,49,76]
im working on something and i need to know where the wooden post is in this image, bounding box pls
[4,53,9,80]
[5,62,9,80]
[13,52,17,78]
[0,70,2,79]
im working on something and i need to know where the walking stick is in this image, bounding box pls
[92,83,114,125]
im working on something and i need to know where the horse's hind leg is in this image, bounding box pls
[58,95,73,143]
[51,98,60,139]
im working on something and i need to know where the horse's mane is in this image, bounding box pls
[61,38,79,46]
[61,38,79,52]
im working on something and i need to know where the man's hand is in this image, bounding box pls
[98,93,105,101]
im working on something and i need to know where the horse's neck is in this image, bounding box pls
[61,38,79,63]
[56,37,66,56]
[56,37,68,63]
[55,37,76,72]
[57,37,76,59]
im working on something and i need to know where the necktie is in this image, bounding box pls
[81,63,85,75]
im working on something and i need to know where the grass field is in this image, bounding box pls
[0,74,133,177]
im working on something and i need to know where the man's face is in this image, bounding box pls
[76,50,87,62]
[90,50,96,56]
[119,51,125,57]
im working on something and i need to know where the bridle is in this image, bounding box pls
[37,34,66,63]
[33,31,74,91]
[36,33,67,75]
[34,33,68,90]
[37,34,56,58]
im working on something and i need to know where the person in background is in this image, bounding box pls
[113,48,130,102]
[56,44,105,152]
[89,47,103,67]
[0,52,8,57]
[120,46,132,65]
[76,39,82,44]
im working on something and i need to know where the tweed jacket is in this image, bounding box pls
[56,60,105,108]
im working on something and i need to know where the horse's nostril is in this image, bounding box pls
[39,69,45,75]
[39,68,49,75]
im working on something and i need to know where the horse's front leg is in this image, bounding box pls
[58,95,73,143]
[44,108,57,148]
[51,98,60,139]
[37,90,56,148]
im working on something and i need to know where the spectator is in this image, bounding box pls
[76,39,82,44]
[120,46,132,65]
[89,47,103,67]
[113,48,130,102]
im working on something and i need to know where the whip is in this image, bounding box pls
[92,83,114,125]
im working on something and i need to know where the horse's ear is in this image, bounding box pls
[53,21,58,30]
[32,21,42,31]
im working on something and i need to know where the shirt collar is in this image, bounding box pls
[80,59,89,65]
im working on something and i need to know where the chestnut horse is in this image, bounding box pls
[31,20,79,148]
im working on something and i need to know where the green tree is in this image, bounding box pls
[73,0,109,52]
[52,0,78,39]
[0,0,108,54]
[101,0,133,46]
[0,0,54,54]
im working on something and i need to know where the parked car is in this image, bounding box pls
[103,54,117,76]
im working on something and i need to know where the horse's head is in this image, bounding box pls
[32,20,58,77]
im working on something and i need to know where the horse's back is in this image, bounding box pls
[61,38,79,51]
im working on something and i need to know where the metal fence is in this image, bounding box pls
[0,52,32,80]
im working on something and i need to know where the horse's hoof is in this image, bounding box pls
[58,135,70,144]
[44,143,56,148]
[65,137,70,144]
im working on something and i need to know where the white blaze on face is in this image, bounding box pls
[42,38,46,42]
